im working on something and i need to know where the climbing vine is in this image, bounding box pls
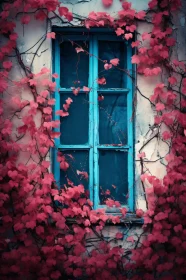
[0,0,186,279]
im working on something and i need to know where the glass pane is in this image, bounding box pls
[99,150,128,205]
[98,41,126,88]
[99,94,127,145]
[60,41,89,88]
[60,150,89,191]
[60,93,89,145]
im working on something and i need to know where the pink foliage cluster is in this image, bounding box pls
[0,0,186,279]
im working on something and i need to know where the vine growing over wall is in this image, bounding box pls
[0,0,186,279]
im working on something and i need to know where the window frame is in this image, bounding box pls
[52,28,135,212]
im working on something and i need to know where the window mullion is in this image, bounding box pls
[53,38,61,187]
[126,43,134,212]
[89,35,95,203]
[92,35,99,209]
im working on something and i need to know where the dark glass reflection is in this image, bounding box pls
[60,150,89,190]
[60,93,89,145]
[99,94,127,145]
[60,41,89,88]
[99,150,128,205]
[98,41,126,88]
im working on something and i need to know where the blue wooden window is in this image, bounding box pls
[53,29,134,211]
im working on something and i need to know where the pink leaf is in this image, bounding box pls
[156,102,165,111]
[83,86,90,93]
[47,32,56,39]
[142,32,151,40]
[43,107,52,114]
[104,63,112,70]
[136,209,144,217]
[102,0,113,7]
[125,33,133,40]
[56,110,69,117]
[72,87,80,96]
[127,236,135,243]
[110,58,119,66]
[115,28,125,36]
[75,47,84,53]
[120,207,127,216]
[60,161,69,171]
[52,73,59,78]
[131,55,140,64]
[77,170,89,180]
[137,152,146,159]
[131,40,140,48]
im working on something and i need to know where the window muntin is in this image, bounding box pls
[53,31,134,211]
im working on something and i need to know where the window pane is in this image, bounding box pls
[60,150,89,191]
[99,150,128,205]
[60,93,89,145]
[60,41,89,88]
[98,41,126,88]
[99,94,127,145]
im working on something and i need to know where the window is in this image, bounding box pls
[53,29,134,211]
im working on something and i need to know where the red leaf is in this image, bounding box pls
[97,77,106,85]
[162,131,172,140]
[3,61,12,70]
[50,271,61,280]
[58,6,73,21]
[98,95,104,101]
[58,6,69,16]
[36,226,44,235]
[35,10,47,21]
[21,15,31,24]
[26,220,36,229]
[168,76,177,85]
[9,33,18,41]
[116,232,123,239]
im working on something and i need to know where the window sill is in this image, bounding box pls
[66,213,143,226]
